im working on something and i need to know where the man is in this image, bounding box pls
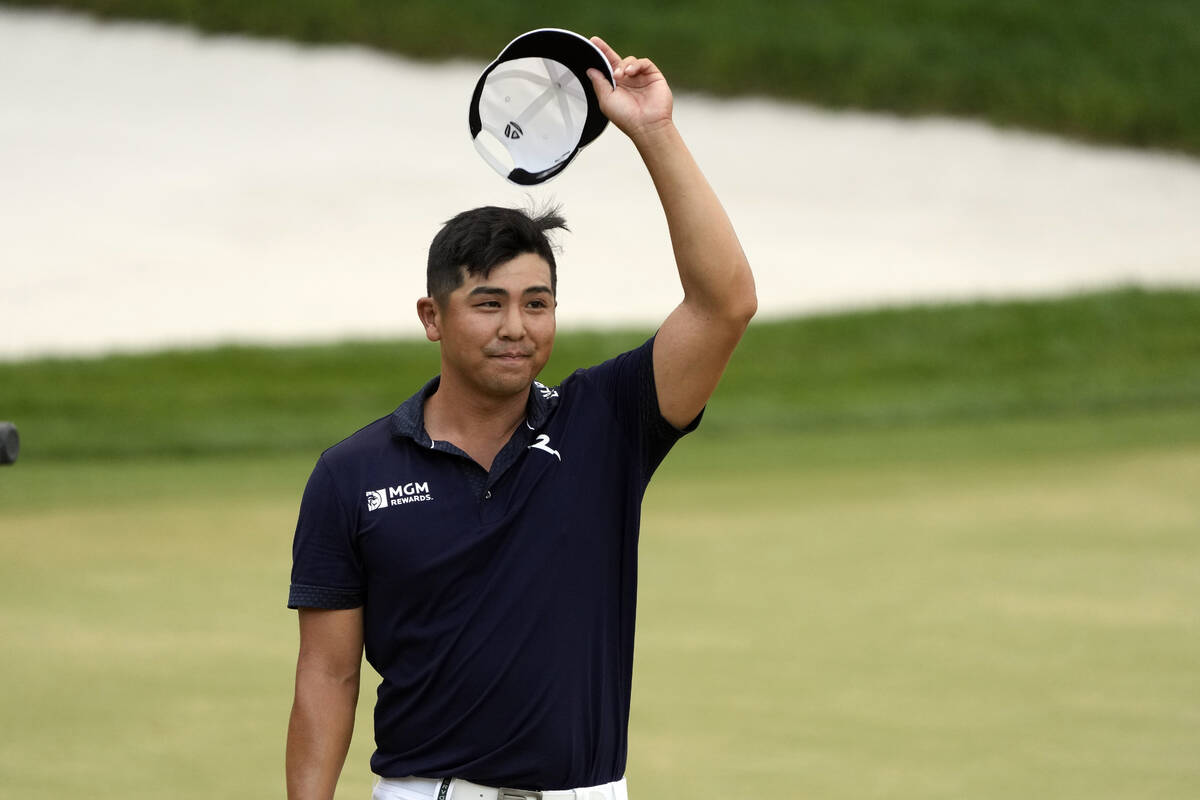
[286,36,756,800]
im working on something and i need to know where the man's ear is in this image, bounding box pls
[416,296,442,342]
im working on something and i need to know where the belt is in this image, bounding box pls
[374,775,627,800]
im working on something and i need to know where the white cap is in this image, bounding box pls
[469,29,614,185]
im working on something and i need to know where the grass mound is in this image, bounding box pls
[2,287,1199,461]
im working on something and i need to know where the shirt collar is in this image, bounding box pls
[526,380,560,429]
[389,376,560,445]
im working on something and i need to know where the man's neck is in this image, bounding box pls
[423,374,529,470]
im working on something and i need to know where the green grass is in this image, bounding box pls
[6,0,1200,154]
[640,434,1200,798]
[1,422,1198,798]
[4,288,1200,462]
[3,290,1200,796]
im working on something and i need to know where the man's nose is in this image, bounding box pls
[497,304,525,339]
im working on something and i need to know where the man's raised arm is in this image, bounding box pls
[588,37,757,430]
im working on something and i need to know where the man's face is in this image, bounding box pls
[419,252,556,401]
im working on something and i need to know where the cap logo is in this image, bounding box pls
[504,121,524,140]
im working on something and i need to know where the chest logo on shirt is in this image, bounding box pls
[365,481,433,511]
[527,433,562,462]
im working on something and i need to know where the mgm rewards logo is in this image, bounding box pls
[366,481,433,511]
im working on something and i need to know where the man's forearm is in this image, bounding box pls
[286,665,359,800]
[632,121,756,322]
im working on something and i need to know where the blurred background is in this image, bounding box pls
[1,2,1198,798]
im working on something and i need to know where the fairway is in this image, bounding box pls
[2,419,1198,799]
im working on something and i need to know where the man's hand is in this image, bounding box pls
[586,36,673,140]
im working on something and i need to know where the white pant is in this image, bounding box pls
[373,775,628,800]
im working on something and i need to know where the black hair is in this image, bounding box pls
[426,205,568,302]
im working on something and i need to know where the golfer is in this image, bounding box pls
[286,36,756,800]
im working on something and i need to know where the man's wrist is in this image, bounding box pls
[630,118,682,159]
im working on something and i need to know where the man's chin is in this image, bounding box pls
[479,365,537,397]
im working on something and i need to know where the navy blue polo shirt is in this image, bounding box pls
[288,337,698,791]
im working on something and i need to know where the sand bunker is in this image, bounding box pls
[2,8,1198,358]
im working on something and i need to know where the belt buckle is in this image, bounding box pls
[497,791,542,800]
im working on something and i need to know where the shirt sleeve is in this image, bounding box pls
[287,455,365,610]
[579,335,702,486]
